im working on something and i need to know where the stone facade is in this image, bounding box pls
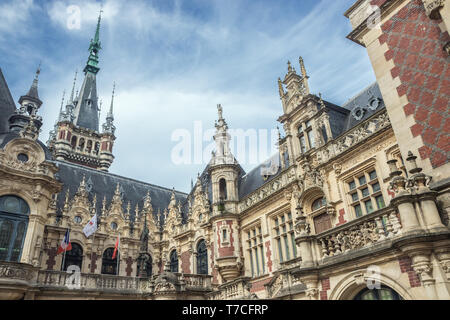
[0,0,449,300]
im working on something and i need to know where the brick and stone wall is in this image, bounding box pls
[372,0,449,168]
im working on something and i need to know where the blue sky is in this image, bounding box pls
[0,0,376,193]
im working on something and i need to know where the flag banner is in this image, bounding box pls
[57,229,72,255]
[83,214,98,238]
[112,235,120,259]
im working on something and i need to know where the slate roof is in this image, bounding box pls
[341,82,385,132]
[72,72,100,131]
[238,153,282,199]
[0,68,16,134]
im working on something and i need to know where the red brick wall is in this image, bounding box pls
[45,248,57,270]
[398,256,421,287]
[265,241,273,273]
[180,250,191,274]
[336,208,347,226]
[250,277,273,293]
[379,0,449,168]
[217,220,235,257]
[320,277,331,300]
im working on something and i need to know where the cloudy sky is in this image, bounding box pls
[0,0,376,193]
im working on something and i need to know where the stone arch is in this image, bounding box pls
[328,270,414,300]
[300,186,325,214]
[219,178,227,201]
[62,241,84,271]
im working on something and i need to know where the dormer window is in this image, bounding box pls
[321,125,328,143]
[306,121,315,149]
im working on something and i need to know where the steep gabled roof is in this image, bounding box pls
[0,68,16,134]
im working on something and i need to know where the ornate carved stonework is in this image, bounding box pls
[317,111,391,165]
[238,166,296,212]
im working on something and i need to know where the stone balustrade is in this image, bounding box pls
[316,207,402,259]
[207,277,252,300]
[177,273,212,291]
[0,267,214,298]
[37,270,139,291]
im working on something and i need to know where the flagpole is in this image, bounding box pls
[91,216,96,262]
[116,233,120,276]
[61,228,70,272]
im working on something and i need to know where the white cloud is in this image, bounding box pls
[0,0,35,38]
[6,0,375,193]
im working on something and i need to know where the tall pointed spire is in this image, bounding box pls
[58,90,66,121]
[73,9,102,131]
[108,82,115,117]
[102,82,116,135]
[19,63,43,110]
[69,70,78,103]
[84,9,102,75]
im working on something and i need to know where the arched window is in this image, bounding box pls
[62,243,83,271]
[219,179,227,201]
[354,286,402,300]
[0,195,30,262]
[86,140,93,153]
[169,250,178,273]
[94,142,100,155]
[71,136,77,149]
[311,197,326,211]
[101,247,119,275]
[197,240,208,275]
[78,138,85,152]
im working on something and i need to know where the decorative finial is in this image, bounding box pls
[299,56,310,94]
[287,60,292,72]
[35,62,41,80]
[319,93,325,108]
[59,90,66,115]
[278,77,284,98]
[217,104,223,120]
[69,70,78,103]
[109,82,115,115]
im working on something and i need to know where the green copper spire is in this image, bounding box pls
[83,9,103,75]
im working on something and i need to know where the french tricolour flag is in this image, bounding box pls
[57,229,72,255]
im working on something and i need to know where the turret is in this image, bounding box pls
[49,10,116,171]
[9,65,43,135]
[208,104,242,282]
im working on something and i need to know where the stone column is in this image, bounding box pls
[406,151,446,231]
[294,206,315,268]
[420,193,447,230]
[388,159,422,233]
[300,274,319,300]
[402,243,438,300]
